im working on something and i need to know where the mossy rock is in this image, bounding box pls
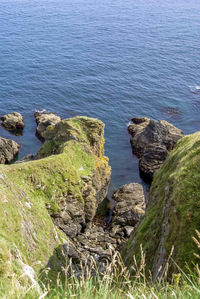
[0,116,110,289]
[122,132,200,279]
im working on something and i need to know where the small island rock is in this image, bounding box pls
[1,112,24,132]
[128,117,184,181]
[34,111,61,141]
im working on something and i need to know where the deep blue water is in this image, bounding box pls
[0,0,200,189]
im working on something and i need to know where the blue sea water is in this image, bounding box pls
[0,0,200,189]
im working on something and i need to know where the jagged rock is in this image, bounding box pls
[122,132,200,280]
[1,112,24,132]
[34,111,61,141]
[0,137,20,164]
[139,144,168,181]
[128,117,184,181]
[111,183,145,230]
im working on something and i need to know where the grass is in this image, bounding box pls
[122,132,200,275]
[0,116,111,293]
[1,240,200,299]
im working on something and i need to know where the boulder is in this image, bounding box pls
[0,137,20,164]
[122,132,200,279]
[139,144,168,181]
[128,117,184,181]
[1,112,24,132]
[111,183,145,230]
[34,111,61,141]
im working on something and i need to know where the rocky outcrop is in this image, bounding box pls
[122,132,200,279]
[110,183,145,238]
[0,116,110,288]
[37,116,111,235]
[34,111,61,141]
[128,117,184,181]
[1,112,24,132]
[0,137,20,164]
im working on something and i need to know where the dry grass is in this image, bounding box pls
[1,230,200,298]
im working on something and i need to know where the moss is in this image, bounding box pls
[122,132,200,276]
[0,116,110,287]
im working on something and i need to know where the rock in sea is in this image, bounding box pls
[128,117,184,182]
[34,111,61,141]
[1,112,24,132]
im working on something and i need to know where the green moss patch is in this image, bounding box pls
[122,132,200,276]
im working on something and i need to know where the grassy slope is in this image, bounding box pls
[0,116,110,292]
[122,132,200,275]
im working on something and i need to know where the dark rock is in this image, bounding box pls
[1,112,24,132]
[128,117,184,181]
[0,137,20,164]
[139,144,168,181]
[111,183,145,228]
[34,111,61,141]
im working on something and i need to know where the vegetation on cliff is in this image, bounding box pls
[122,132,200,279]
[0,116,110,293]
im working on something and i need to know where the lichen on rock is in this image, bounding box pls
[0,116,111,287]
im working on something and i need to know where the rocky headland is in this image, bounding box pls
[0,112,199,292]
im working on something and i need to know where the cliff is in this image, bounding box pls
[122,132,200,279]
[0,116,110,289]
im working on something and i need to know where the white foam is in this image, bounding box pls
[189,85,200,93]
[127,121,133,127]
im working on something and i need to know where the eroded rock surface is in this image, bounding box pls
[0,137,20,164]
[128,117,184,181]
[1,112,24,132]
[110,183,145,238]
[0,116,111,287]
[34,111,61,141]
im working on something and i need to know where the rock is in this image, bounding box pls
[0,116,111,287]
[128,117,184,181]
[139,144,168,181]
[1,112,24,132]
[0,137,20,164]
[111,183,145,228]
[122,132,200,279]
[34,111,61,141]
[124,226,134,237]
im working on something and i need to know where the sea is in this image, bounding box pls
[0,0,200,190]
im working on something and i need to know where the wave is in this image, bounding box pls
[189,85,200,93]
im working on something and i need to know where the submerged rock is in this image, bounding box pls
[128,117,183,181]
[34,111,61,141]
[0,137,20,164]
[122,132,200,279]
[1,112,24,132]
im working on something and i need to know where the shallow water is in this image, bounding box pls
[0,0,200,189]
